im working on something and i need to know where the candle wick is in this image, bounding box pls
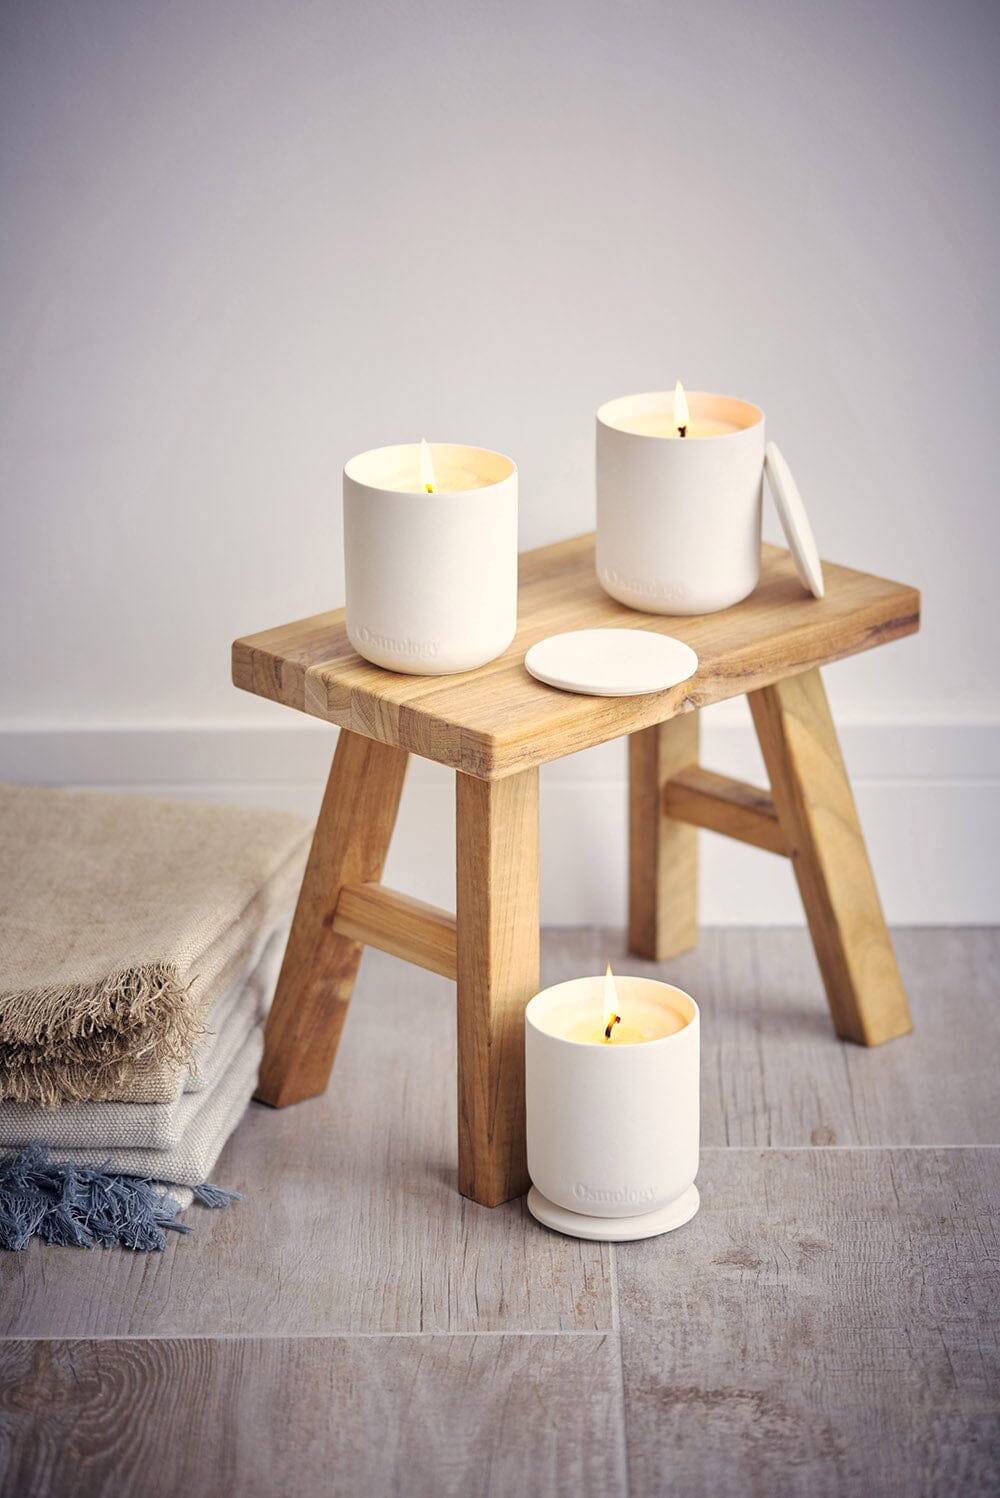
[424,483,435,493]
[678,425,687,438]
[604,1014,621,1042]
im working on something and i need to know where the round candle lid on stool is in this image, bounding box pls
[527,1184,700,1241]
[524,628,698,697]
[764,440,825,599]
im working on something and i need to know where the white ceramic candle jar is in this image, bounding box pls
[596,391,765,614]
[525,974,700,1241]
[343,442,517,674]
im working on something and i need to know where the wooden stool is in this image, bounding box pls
[232,535,920,1207]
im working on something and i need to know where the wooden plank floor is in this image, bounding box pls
[1,930,998,1496]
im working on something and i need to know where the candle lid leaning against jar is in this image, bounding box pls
[764,440,825,598]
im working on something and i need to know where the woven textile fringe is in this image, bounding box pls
[0,967,201,1108]
[0,1146,239,1252]
[0,929,285,1152]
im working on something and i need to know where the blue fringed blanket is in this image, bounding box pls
[0,1146,239,1252]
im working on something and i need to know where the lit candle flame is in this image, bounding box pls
[673,380,690,438]
[420,438,436,493]
[603,963,622,1042]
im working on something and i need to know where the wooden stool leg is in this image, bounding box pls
[628,713,700,960]
[256,730,409,1107]
[748,668,912,1046]
[456,768,540,1207]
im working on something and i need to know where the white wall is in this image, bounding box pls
[2,0,998,922]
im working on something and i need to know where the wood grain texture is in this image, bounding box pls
[628,714,700,960]
[749,669,912,1046]
[232,535,921,780]
[256,729,408,1107]
[333,882,457,979]
[690,926,1000,1149]
[664,766,787,856]
[0,1335,626,1498]
[617,1147,1000,1498]
[456,769,540,1207]
[0,946,611,1339]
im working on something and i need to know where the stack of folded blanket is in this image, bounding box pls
[0,784,310,1249]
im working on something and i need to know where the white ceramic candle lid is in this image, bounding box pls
[524,628,698,696]
[764,440,824,598]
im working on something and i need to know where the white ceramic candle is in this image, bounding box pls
[343,442,517,674]
[525,973,700,1241]
[596,390,765,614]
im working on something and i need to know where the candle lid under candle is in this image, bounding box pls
[527,1183,701,1241]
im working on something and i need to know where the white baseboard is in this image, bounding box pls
[1,717,997,925]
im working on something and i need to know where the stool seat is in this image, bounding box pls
[233,535,919,779]
[232,534,921,1208]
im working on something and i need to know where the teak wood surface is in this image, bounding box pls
[748,670,913,1046]
[455,770,540,1206]
[255,731,408,1108]
[233,534,921,780]
[628,715,700,962]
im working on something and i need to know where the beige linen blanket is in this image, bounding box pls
[0,925,286,1150]
[0,785,309,1105]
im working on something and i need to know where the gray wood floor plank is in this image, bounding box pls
[0,1333,626,1498]
[553,927,1000,1147]
[616,1146,1000,1498]
[2,929,996,1345]
[0,946,611,1338]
